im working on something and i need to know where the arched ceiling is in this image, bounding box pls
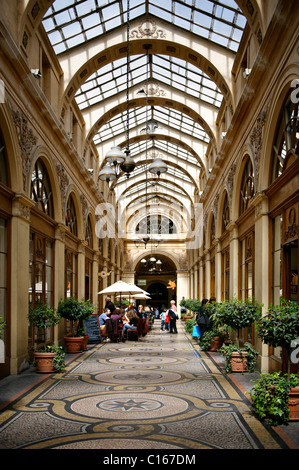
[40,0,250,239]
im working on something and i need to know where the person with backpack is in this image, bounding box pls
[168,307,178,334]
[196,299,210,336]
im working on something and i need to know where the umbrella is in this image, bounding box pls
[98,280,145,305]
[131,293,152,299]
[98,280,144,295]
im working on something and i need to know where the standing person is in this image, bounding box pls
[196,299,210,336]
[105,296,115,314]
[168,307,178,334]
[164,309,170,331]
[170,300,177,312]
[160,309,166,331]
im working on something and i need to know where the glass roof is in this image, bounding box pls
[42,0,247,205]
[43,0,246,55]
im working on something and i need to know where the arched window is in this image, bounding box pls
[0,130,8,186]
[65,195,77,236]
[30,159,53,217]
[85,216,93,248]
[240,157,255,215]
[136,215,177,235]
[210,214,215,244]
[222,193,230,233]
[271,89,299,182]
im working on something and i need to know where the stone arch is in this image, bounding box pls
[0,103,23,193]
[132,249,180,272]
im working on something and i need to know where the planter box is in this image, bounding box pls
[64,336,84,353]
[289,386,299,421]
[210,336,223,351]
[34,352,56,373]
[230,351,248,373]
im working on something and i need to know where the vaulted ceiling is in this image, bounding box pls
[41,0,250,234]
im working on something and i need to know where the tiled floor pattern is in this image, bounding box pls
[0,321,292,449]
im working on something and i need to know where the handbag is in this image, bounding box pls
[192,325,201,337]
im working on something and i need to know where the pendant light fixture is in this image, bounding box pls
[99,0,135,183]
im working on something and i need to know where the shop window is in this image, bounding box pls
[30,159,53,217]
[239,233,254,344]
[271,90,299,182]
[221,248,230,300]
[65,249,77,299]
[28,232,54,348]
[271,215,282,304]
[0,219,7,342]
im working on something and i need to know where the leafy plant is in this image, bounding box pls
[28,302,61,351]
[0,316,6,340]
[257,299,299,377]
[57,297,94,336]
[250,372,299,426]
[31,344,66,372]
[219,342,258,373]
[199,329,224,351]
[185,318,196,335]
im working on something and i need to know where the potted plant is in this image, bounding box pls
[28,302,65,373]
[79,299,95,351]
[57,297,94,353]
[213,298,261,373]
[180,299,200,321]
[250,372,299,426]
[252,299,299,422]
[199,329,225,351]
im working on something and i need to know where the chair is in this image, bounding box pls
[127,327,138,341]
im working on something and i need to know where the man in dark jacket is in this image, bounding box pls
[105,296,115,314]
[168,308,178,334]
[196,299,209,336]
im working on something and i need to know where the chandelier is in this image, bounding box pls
[99,0,135,183]
[140,256,162,272]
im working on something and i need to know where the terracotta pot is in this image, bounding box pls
[34,352,56,373]
[64,336,84,353]
[210,336,223,351]
[81,335,89,351]
[289,386,299,421]
[183,316,193,322]
[230,351,248,372]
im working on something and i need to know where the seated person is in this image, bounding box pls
[122,310,139,342]
[111,308,123,325]
[98,308,110,341]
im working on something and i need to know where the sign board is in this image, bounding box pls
[83,314,102,343]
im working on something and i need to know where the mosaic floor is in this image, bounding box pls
[0,321,294,451]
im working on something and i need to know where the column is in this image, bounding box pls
[253,192,269,373]
[215,240,222,301]
[10,195,34,374]
[54,224,66,345]
[176,270,189,318]
[227,222,238,298]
